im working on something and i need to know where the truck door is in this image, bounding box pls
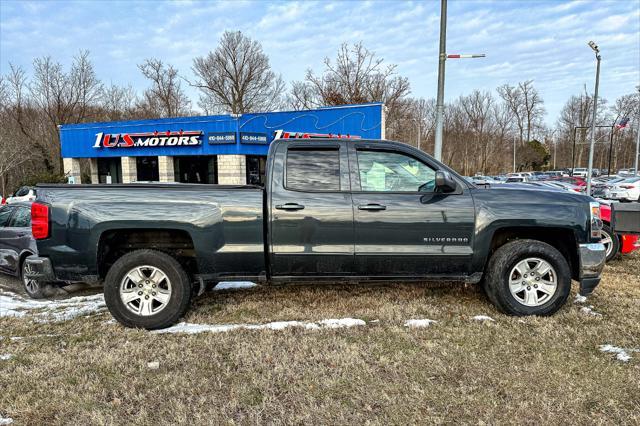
[348,143,475,277]
[269,142,354,276]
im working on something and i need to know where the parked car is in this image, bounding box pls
[608,177,640,202]
[27,138,606,329]
[0,202,52,298]
[592,177,625,199]
[598,202,639,261]
[6,186,37,204]
[572,168,588,178]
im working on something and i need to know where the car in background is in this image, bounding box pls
[617,168,637,177]
[608,176,640,202]
[599,202,639,261]
[6,186,37,204]
[592,177,625,199]
[572,168,588,178]
[505,176,532,183]
[0,202,53,298]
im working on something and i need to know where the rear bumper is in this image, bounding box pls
[24,256,56,281]
[578,243,606,296]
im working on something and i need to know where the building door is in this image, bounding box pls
[246,156,267,186]
[97,158,122,183]
[174,156,217,184]
[136,156,159,182]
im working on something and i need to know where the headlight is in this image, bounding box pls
[590,202,602,239]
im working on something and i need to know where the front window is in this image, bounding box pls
[356,150,436,192]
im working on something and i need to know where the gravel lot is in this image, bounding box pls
[1,253,639,424]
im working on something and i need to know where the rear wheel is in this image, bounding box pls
[600,224,620,262]
[483,239,571,316]
[104,250,192,329]
[21,257,52,299]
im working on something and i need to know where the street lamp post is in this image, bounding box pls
[513,134,516,173]
[586,41,601,196]
[433,0,447,162]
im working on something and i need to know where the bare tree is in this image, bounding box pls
[101,83,138,121]
[191,31,285,114]
[497,80,545,143]
[138,58,191,118]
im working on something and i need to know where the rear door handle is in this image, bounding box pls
[358,204,387,211]
[275,203,305,211]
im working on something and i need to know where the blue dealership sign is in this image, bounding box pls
[59,103,384,158]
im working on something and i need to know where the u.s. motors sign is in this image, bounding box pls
[93,130,202,148]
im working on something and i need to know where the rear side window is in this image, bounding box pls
[9,207,31,228]
[0,206,13,227]
[286,148,340,191]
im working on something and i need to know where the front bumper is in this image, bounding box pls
[578,243,606,296]
[24,256,56,281]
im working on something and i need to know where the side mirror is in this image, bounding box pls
[435,170,457,192]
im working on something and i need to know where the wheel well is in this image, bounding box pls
[18,251,35,274]
[489,227,579,280]
[97,229,197,279]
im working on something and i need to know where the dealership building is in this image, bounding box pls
[59,103,384,186]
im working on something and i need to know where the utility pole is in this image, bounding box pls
[433,0,447,162]
[635,87,640,176]
[513,134,516,173]
[586,41,601,196]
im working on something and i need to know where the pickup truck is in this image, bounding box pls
[26,138,606,329]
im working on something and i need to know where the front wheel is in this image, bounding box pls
[483,239,571,316]
[600,224,620,262]
[104,250,192,329]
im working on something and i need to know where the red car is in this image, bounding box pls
[599,203,639,261]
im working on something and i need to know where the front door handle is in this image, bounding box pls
[358,204,387,211]
[275,203,305,211]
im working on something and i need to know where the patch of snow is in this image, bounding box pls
[580,305,602,317]
[404,319,437,328]
[153,317,367,335]
[10,337,23,341]
[599,344,639,363]
[213,281,257,291]
[472,315,495,322]
[0,288,106,322]
[0,354,14,361]
[147,361,160,370]
[0,417,14,425]
[574,294,587,304]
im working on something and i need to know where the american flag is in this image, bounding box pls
[615,117,630,129]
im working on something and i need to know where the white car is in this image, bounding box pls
[6,186,37,204]
[608,177,640,202]
[572,168,588,178]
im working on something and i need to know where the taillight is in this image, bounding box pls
[31,202,50,240]
[620,185,634,189]
[590,202,602,239]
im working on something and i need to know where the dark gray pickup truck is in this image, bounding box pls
[27,138,606,329]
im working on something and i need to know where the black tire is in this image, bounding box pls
[601,224,620,262]
[483,239,571,316]
[104,249,192,330]
[20,256,52,299]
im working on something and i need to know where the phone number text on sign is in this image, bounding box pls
[240,132,269,145]
[208,132,236,144]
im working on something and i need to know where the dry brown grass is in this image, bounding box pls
[1,252,639,425]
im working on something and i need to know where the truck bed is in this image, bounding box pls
[35,183,266,282]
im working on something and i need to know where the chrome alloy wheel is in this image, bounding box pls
[508,258,557,307]
[22,262,40,295]
[600,230,614,258]
[119,265,172,316]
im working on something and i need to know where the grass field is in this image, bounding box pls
[1,252,639,425]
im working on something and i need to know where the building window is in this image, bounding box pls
[97,158,122,184]
[136,156,159,182]
[174,156,217,184]
[246,155,267,186]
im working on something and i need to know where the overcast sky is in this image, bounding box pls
[1,0,638,123]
